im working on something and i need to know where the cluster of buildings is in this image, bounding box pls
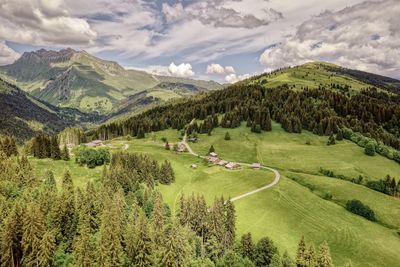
[85,140,104,148]
[206,152,241,170]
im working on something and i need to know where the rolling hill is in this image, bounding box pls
[0,77,100,141]
[0,48,222,114]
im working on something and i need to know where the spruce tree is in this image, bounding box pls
[61,144,70,161]
[224,199,236,249]
[305,244,317,267]
[38,231,56,267]
[240,232,254,261]
[281,250,294,267]
[254,237,279,267]
[22,202,46,267]
[224,132,231,140]
[317,241,333,267]
[50,136,61,160]
[296,236,307,267]
[208,145,215,154]
[159,223,191,267]
[132,214,154,267]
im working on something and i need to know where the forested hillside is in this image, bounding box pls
[93,73,400,162]
[0,78,100,141]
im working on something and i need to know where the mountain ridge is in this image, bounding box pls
[0,48,222,114]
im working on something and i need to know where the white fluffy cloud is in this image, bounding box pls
[206,63,235,75]
[168,62,195,78]
[0,0,96,45]
[260,0,400,77]
[225,73,250,83]
[138,62,195,78]
[0,41,20,65]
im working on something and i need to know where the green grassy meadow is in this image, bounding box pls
[28,122,400,266]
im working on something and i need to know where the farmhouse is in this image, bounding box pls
[251,163,261,169]
[225,162,240,170]
[207,156,220,164]
[209,152,218,157]
[218,160,228,166]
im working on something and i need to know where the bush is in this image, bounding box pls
[74,146,110,168]
[345,199,376,221]
[364,141,376,156]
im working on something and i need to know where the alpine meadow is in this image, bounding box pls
[0,1,399,267]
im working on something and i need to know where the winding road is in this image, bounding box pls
[182,122,281,202]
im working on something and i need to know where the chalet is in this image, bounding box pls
[225,162,240,170]
[251,163,261,169]
[191,164,198,169]
[207,156,220,164]
[218,160,228,166]
[209,152,218,157]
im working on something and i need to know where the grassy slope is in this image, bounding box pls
[247,62,372,93]
[28,123,400,266]
[190,122,400,181]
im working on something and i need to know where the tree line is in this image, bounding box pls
[26,133,69,161]
[91,83,400,159]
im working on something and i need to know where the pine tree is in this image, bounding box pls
[131,214,154,267]
[254,237,279,266]
[305,244,317,267]
[98,193,125,267]
[74,212,97,267]
[296,236,307,267]
[38,231,56,267]
[22,202,46,267]
[224,199,236,249]
[61,144,70,161]
[0,202,24,267]
[270,253,282,267]
[281,250,294,267]
[159,223,191,267]
[240,232,254,261]
[151,194,166,245]
[224,132,231,140]
[317,241,333,267]
[208,145,215,154]
[50,136,61,160]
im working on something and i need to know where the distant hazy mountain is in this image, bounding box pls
[0,48,222,114]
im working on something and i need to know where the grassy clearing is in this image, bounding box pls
[190,122,400,181]
[30,156,103,188]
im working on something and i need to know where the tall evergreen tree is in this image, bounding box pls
[296,236,307,267]
[38,231,56,267]
[22,202,46,267]
[240,232,254,261]
[317,241,333,267]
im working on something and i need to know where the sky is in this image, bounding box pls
[0,0,399,83]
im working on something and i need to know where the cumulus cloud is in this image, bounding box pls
[161,1,282,29]
[0,41,20,65]
[168,62,195,78]
[225,73,250,83]
[206,63,235,75]
[259,0,400,77]
[0,0,96,45]
[133,62,195,78]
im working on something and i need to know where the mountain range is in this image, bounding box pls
[0,48,222,115]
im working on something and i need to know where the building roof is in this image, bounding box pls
[251,163,261,168]
[225,162,240,169]
[218,160,228,166]
[209,152,218,157]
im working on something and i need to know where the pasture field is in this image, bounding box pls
[28,123,400,266]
